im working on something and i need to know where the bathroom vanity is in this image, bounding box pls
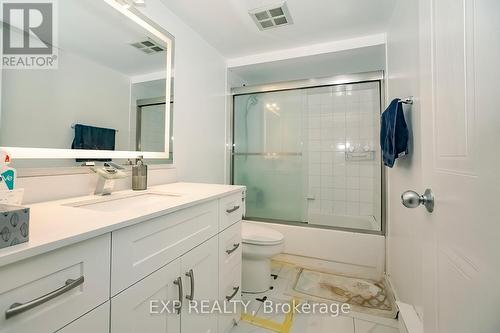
[0,183,245,333]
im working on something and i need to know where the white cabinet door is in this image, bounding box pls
[180,237,219,333]
[57,302,110,333]
[111,259,182,333]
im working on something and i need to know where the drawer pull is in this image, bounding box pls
[173,277,183,314]
[225,286,240,301]
[5,276,84,320]
[185,269,195,301]
[226,206,240,214]
[225,243,240,255]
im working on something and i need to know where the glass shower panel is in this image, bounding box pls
[233,90,306,222]
[305,82,381,231]
[139,104,166,152]
[233,81,382,232]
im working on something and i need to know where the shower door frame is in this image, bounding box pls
[229,71,387,236]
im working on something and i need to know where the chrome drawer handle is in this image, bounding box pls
[225,286,240,301]
[185,269,195,301]
[173,277,183,314]
[225,243,240,255]
[226,206,240,214]
[5,276,84,320]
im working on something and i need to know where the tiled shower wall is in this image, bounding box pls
[305,82,381,227]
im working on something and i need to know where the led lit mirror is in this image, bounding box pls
[0,0,174,163]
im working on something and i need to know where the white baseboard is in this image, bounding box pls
[396,302,423,333]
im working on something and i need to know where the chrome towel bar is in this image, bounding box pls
[399,96,414,105]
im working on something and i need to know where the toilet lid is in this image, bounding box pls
[242,223,284,246]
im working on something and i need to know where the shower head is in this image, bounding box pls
[247,95,258,106]
[245,95,258,116]
[243,95,258,160]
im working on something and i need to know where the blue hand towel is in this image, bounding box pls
[380,99,409,167]
[71,124,116,162]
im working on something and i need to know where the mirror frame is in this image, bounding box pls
[0,0,175,160]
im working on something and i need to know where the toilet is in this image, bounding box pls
[241,223,285,293]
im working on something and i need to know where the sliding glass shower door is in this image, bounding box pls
[233,89,306,222]
[232,80,383,233]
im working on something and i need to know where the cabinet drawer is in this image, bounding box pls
[111,200,218,295]
[57,301,110,333]
[0,235,111,333]
[219,262,242,302]
[219,263,242,333]
[219,221,242,272]
[219,192,244,231]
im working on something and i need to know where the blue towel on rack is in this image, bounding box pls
[71,124,116,162]
[380,99,409,167]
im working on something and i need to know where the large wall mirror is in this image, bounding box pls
[0,0,174,167]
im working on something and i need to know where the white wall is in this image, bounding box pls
[385,0,425,318]
[1,48,131,151]
[140,0,228,184]
[229,45,386,87]
[17,167,177,204]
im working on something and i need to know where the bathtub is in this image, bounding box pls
[308,213,379,231]
[243,220,386,280]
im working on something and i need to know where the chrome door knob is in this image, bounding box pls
[401,189,434,213]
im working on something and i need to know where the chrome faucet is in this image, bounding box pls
[91,162,127,196]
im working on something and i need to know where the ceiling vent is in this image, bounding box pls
[249,1,293,31]
[130,38,165,54]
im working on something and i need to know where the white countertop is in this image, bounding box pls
[0,182,245,268]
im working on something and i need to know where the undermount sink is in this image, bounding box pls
[63,191,182,212]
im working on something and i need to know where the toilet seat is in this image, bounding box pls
[242,224,284,246]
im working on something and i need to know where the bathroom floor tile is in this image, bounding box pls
[231,321,274,333]
[271,262,283,276]
[253,296,290,323]
[291,314,355,333]
[354,318,399,333]
[242,299,264,317]
[238,255,398,333]
[268,278,292,301]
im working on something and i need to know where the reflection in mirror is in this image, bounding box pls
[130,79,173,159]
[0,0,174,165]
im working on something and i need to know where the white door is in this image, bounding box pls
[180,237,219,333]
[419,0,500,332]
[110,259,182,333]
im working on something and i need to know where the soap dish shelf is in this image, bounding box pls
[345,151,375,161]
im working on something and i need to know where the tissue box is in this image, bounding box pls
[0,204,29,249]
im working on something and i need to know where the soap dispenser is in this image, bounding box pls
[132,156,148,191]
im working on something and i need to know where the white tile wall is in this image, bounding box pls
[305,83,381,226]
